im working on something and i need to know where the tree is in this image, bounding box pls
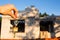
[0,17,1,22]
[39,12,43,17]
[51,13,55,16]
[43,12,49,16]
[39,12,49,17]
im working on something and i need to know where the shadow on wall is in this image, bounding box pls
[0,17,2,38]
[0,21,1,38]
[54,25,60,37]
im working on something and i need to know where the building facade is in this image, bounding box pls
[1,6,40,39]
[1,6,60,39]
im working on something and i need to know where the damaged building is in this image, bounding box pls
[1,6,60,39]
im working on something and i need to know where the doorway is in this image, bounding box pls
[17,20,25,32]
[40,21,54,32]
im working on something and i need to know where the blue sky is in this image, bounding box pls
[0,0,60,15]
